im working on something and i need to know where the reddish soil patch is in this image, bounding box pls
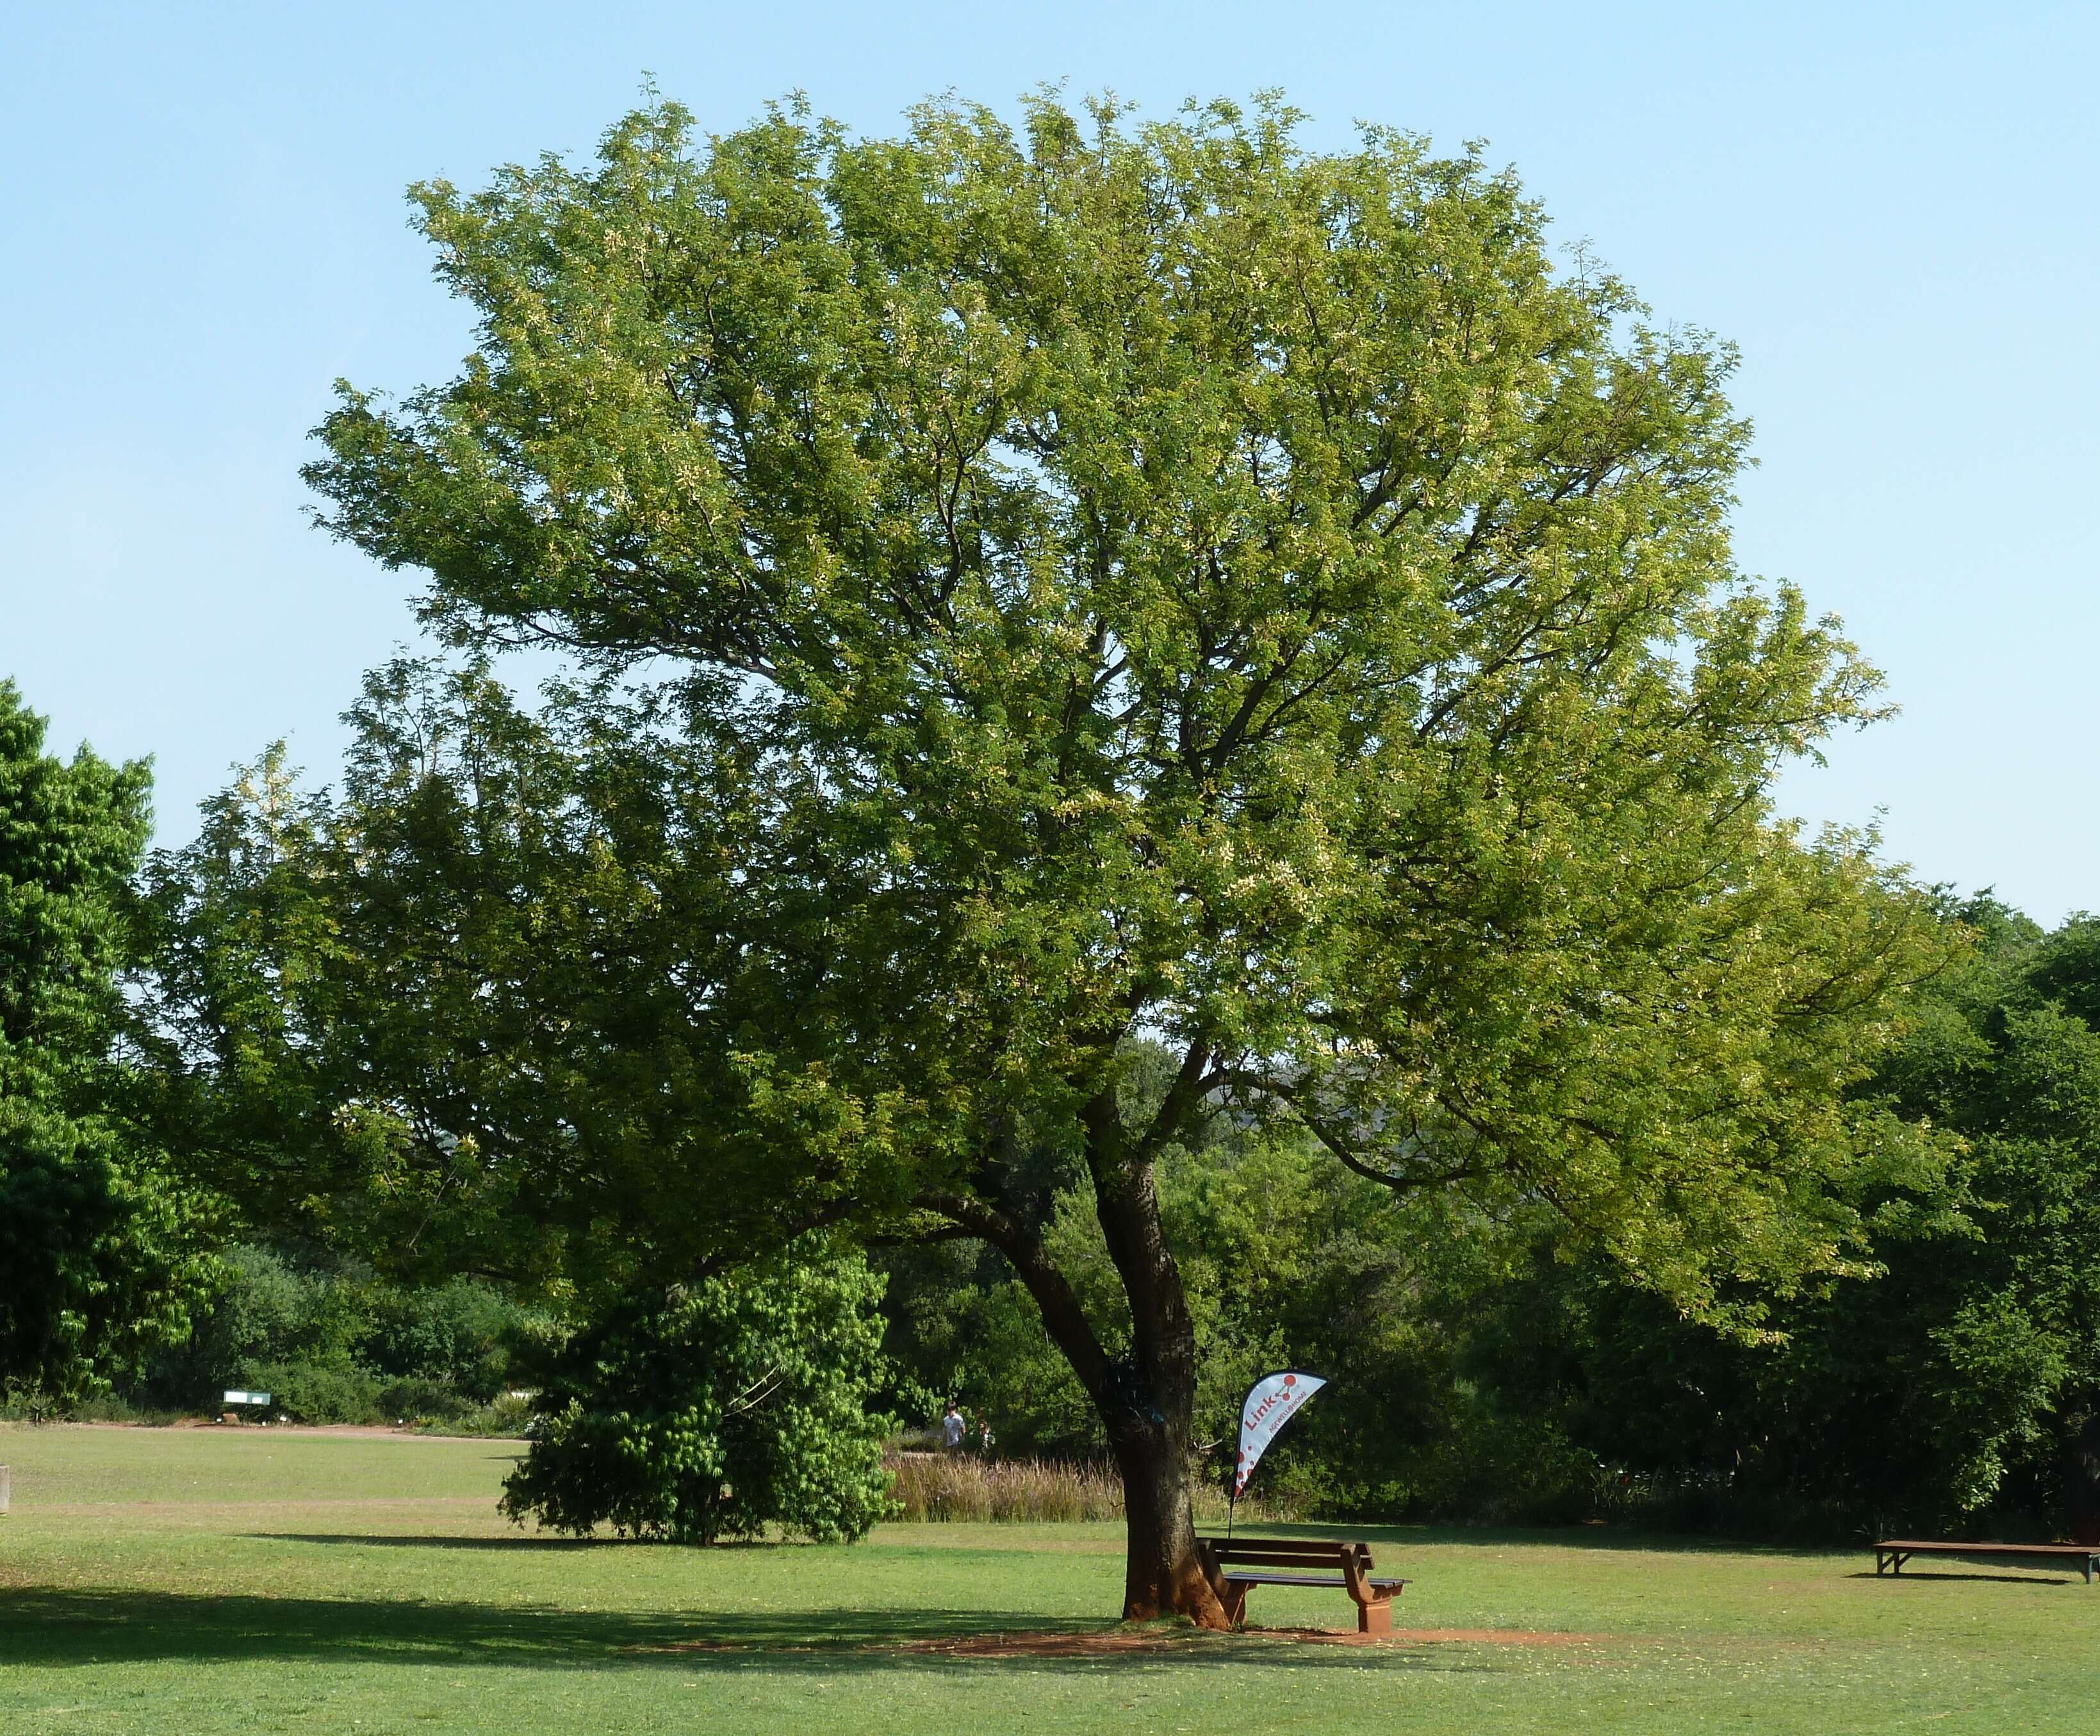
[901,1630,1192,1658]
[892,1625,1608,1658]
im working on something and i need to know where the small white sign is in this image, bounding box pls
[222,1390,272,1407]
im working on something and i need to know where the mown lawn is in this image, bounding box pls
[1,1424,2094,1734]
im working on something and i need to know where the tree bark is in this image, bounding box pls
[1110,1409,1227,1623]
[1083,1086,1229,1628]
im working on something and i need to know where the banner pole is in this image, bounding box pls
[1227,1483,1237,1546]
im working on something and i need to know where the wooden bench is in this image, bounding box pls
[1197,1535,1407,1633]
[1875,1540,2100,1584]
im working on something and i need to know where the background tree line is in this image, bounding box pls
[10,650,2096,1540]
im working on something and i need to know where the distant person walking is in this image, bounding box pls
[941,1402,965,1451]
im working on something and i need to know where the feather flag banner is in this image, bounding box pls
[1233,1370,1325,1498]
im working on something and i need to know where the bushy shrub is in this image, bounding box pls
[0,682,217,1407]
[365,1280,526,1405]
[247,1357,384,1425]
[374,1375,473,1423]
[414,1389,536,1437]
[143,1245,373,1421]
[500,1243,892,1544]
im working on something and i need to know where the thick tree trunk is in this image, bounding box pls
[1082,1086,1229,1628]
[1112,1416,1229,1625]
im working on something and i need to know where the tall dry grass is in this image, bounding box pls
[885,1452,1281,1524]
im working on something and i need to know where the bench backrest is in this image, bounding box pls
[1198,1537,1377,1573]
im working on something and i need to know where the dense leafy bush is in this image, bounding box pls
[0,1105,214,1407]
[500,1244,892,1544]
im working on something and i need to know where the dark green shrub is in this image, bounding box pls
[500,1243,892,1544]
[366,1279,529,1404]
[138,1245,374,1421]
[376,1375,475,1423]
[249,1356,382,1425]
[0,682,216,1405]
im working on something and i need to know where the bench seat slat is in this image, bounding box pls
[1202,1543,1381,1561]
[1222,1571,1409,1589]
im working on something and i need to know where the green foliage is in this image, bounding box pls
[500,1243,892,1544]
[135,740,561,1288]
[1381,899,2100,1540]
[132,1243,550,1425]
[0,682,151,1073]
[1831,900,2100,1530]
[284,91,1952,1313]
[880,1058,1423,1455]
[904,896,2100,1541]
[179,1246,395,1425]
[0,680,215,1402]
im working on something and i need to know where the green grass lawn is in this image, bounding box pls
[2,1424,2095,1734]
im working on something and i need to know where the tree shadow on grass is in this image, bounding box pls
[0,1588,1495,1678]
[255,1533,671,1551]
[1846,1570,2082,1585]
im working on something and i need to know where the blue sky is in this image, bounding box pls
[3,2,2093,920]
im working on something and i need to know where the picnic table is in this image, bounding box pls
[1874,1539,2100,1583]
[1196,1535,1407,1633]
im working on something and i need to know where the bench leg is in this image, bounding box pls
[1357,1592,1393,1636]
[1220,1583,1249,1629]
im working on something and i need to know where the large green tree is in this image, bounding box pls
[0,681,209,1400]
[172,96,1949,1619]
